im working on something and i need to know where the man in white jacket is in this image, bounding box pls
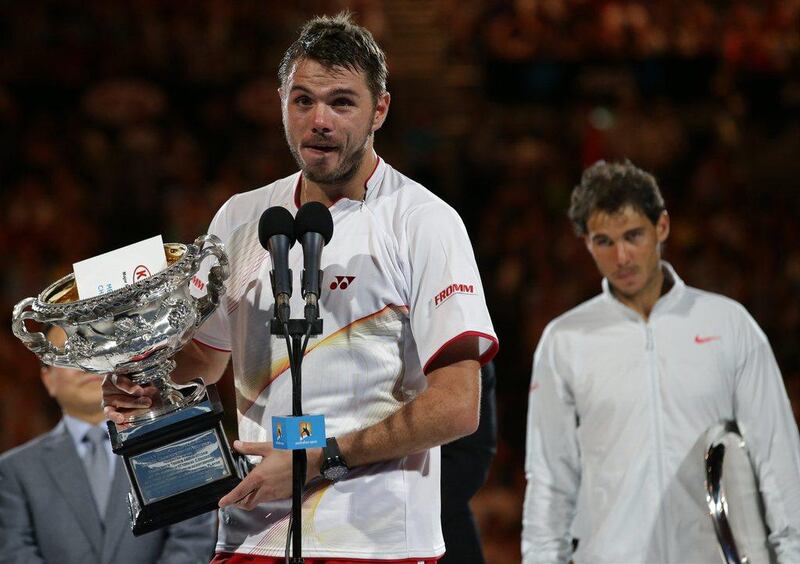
[522,160,800,563]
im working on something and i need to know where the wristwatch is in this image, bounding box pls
[320,437,349,482]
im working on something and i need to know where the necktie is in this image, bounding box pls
[83,426,111,520]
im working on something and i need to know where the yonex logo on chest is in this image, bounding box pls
[434,283,475,307]
[330,276,356,290]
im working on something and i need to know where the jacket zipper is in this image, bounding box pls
[646,323,669,561]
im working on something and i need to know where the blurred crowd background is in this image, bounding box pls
[1,1,799,562]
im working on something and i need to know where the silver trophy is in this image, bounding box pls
[12,234,245,535]
[705,421,774,564]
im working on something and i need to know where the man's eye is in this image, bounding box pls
[332,98,354,107]
[295,96,312,106]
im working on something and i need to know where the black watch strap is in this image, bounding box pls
[324,436,342,457]
[320,437,349,482]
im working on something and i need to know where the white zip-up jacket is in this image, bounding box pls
[523,263,800,563]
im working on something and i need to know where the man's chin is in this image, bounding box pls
[303,162,360,185]
[611,278,643,298]
[303,168,341,185]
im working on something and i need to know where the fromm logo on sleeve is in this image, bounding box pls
[434,283,475,307]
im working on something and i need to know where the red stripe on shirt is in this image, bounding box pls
[422,330,499,375]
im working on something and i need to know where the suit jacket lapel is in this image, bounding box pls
[101,457,132,561]
[42,422,104,557]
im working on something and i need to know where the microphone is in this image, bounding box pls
[258,206,296,324]
[294,202,334,322]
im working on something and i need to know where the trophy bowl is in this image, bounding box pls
[12,234,229,423]
[11,234,246,535]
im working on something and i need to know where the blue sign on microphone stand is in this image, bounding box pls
[272,415,326,450]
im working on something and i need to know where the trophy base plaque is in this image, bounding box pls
[108,384,246,536]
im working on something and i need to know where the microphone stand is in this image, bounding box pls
[270,316,322,564]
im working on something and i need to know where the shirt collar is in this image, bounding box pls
[601,261,685,319]
[62,414,106,451]
[363,154,386,203]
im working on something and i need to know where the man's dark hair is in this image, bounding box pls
[568,160,666,236]
[278,12,388,101]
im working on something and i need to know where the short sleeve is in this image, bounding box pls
[190,197,235,352]
[404,201,498,372]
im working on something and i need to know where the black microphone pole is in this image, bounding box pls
[261,202,332,564]
[259,206,304,563]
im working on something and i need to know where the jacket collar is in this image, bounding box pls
[601,261,686,321]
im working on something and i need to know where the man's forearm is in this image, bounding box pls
[219,349,483,509]
[332,359,481,470]
[170,340,230,385]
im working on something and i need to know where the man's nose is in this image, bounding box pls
[312,103,333,134]
[616,242,632,265]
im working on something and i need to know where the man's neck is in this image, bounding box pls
[63,408,106,426]
[614,265,669,321]
[301,150,378,207]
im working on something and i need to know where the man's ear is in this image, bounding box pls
[40,365,56,398]
[584,234,597,257]
[656,211,670,243]
[372,92,391,132]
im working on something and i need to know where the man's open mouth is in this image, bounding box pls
[304,144,338,153]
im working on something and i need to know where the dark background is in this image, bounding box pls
[2,2,799,562]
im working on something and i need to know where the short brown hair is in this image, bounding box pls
[568,160,665,236]
[278,12,388,101]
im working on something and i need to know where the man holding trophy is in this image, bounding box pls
[103,13,497,564]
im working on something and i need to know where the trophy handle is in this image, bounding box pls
[193,234,230,325]
[172,377,208,407]
[12,297,48,352]
[11,298,74,366]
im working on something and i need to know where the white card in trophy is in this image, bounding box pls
[73,235,168,299]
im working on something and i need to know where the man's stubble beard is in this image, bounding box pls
[286,127,373,186]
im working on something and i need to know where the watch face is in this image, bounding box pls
[323,463,348,482]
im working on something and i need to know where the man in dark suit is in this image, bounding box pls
[440,360,497,563]
[0,327,216,564]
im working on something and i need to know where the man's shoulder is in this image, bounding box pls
[212,173,300,237]
[0,427,60,471]
[548,294,609,332]
[533,295,610,355]
[679,284,752,319]
[375,162,455,216]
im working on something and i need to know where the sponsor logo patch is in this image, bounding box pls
[434,283,475,307]
[694,335,720,344]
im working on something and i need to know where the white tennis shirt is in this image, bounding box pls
[193,157,498,559]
